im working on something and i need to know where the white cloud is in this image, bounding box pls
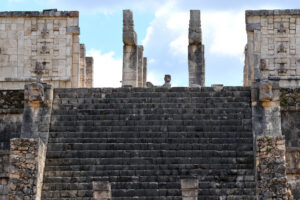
[202,11,246,56]
[87,49,122,88]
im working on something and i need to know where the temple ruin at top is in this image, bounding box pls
[1,8,300,200]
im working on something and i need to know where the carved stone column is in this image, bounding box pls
[188,10,205,87]
[143,57,147,87]
[9,81,53,200]
[85,57,94,88]
[252,80,294,199]
[137,45,144,87]
[122,10,138,87]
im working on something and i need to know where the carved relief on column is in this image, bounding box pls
[122,10,138,87]
[188,10,205,87]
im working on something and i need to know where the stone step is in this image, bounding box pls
[47,137,253,144]
[49,131,253,139]
[52,102,251,111]
[52,113,252,121]
[42,181,256,191]
[46,143,253,152]
[50,119,249,127]
[51,107,251,115]
[45,150,254,160]
[43,169,254,180]
[49,125,252,133]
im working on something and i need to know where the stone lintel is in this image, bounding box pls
[246,9,300,16]
[0,10,79,17]
[67,26,80,35]
[246,23,261,31]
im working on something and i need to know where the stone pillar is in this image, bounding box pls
[92,181,111,200]
[79,44,86,88]
[21,82,53,143]
[252,80,294,199]
[137,45,144,87]
[122,9,138,87]
[143,57,147,87]
[181,178,198,200]
[8,138,46,200]
[256,136,293,199]
[8,82,53,200]
[85,57,94,88]
[188,10,205,87]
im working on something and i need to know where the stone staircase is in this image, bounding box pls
[42,87,256,200]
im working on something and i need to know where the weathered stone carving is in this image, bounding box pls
[122,10,139,87]
[122,10,137,46]
[162,74,171,88]
[0,9,89,89]
[244,10,300,87]
[188,10,205,87]
[34,62,45,83]
[259,81,273,102]
[256,136,294,200]
[8,138,46,200]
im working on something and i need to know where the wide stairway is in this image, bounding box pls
[42,87,256,199]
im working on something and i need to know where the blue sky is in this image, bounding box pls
[2,0,300,87]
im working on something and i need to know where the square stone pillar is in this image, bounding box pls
[92,181,111,200]
[85,57,94,88]
[8,82,53,200]
[181,178,198,200]
[137,45,144,87]
[188,10,205,87]
[143,57,147,87]
[79,44,86,88]
[122,10,138,87]
[8,138,46,200]
[252,80,294,199]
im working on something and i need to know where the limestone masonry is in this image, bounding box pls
[0,9,93,89]
[0,8,300,200]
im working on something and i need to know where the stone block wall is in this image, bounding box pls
[0,9,85,89]
[0,90,24,200]
[245,10,300,87]
[280,88,300,199]
[0,152,9,200]
[0,90,24,150]
[256,136,293,199]
[8,138,46,200]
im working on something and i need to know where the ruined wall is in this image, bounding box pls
[0,90,23,200]
[0,90,24,150]
[281,88,300,199]
[0,9,81,89]
[245,10,300,87]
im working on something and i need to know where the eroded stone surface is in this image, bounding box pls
[256,136,294,200]
[188,10,205,87]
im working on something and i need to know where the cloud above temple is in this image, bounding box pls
[87,49,122,87]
